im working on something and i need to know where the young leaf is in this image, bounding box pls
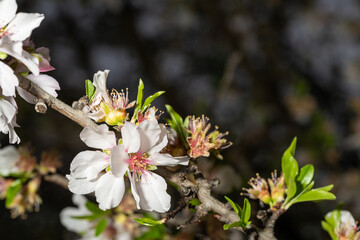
[189,198,201,206]
[296,164,314,190]
[71,214,104,221]
[321,221,338,240]
[292,189,336,204]
[95,218,107,237]
[132,79,144,120]
[135,217,164,226]
[315,184,334,192]
[141,91,165,112]
[223,221,242,230]
[165,105,187,146]
[241,198,251,224]
[85,201,104,214]
[85,79,95,100]
[282,137,299,202]
[225,196,241,215]
[5,179,22,207]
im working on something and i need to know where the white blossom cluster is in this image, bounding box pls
[0,0,60,143]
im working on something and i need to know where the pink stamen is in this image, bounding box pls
[126,152,151,179]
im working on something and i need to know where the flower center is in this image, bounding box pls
[127,152,151,177]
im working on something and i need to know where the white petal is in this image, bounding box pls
[16,86,36,104]
[7,121,20,144]
[137,120,161,153]
[121,122,140,153]
[0,0,17,28]
[0,145,19,175]
[128,171,140,209]
[60,195,92,233]
[134,172,171,212]
[80,124,116,150]
[0,98,16,123]
[26,74,60,97]
[110,145,129,178]
[7,12,44,41]
[147,124,168,154]
[0,36,40,75]
[0,61,18,97]
[67,174,98,195]
[95,173,125,210]
[93,70,109,92]
[149,153,189,167]
[70,150,108,180]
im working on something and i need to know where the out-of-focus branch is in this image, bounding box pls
[44,173,69,190]
[17,75,97,129]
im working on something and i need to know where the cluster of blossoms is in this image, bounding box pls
[0,0,60,144]
[185,115,232,160]
[60,194,140,240]
[0,145,61,218]
[243,170,286,211]
[68,70,189,212]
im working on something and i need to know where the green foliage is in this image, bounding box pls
[134,217,164,226]
[165,105,188,147]
[135,224,166,240]
[189,198,201,206]
[141,91,165,112]
[132,79,144,121]
[321,203,343,240]
[5,179,22,207]
[282,138,336,209]
[85,79,96,101]
[223,196,251,230]
[71,201,109,221]
[95,218,107,237]
[131,79,165,121]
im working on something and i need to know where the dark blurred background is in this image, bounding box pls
[1,0,360,239]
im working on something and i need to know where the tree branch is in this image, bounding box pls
[17,75,97,129]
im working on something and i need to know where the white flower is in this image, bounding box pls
[0,95,20,144]
[60,195,131,240]
[0,0,45,97]
[68,119,189,212]
[0,145,20,176]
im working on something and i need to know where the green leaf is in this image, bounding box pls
[292,189,336,204]
[135,224,166,240]
[321,221,338,240]
[296,164,314,190]
[225,196,240,215]
[141,91,165,112]
[165,105,187,147]
[134,217,164,226]
[282,137,299,202]
[85,79,96,100]
[132,79,144,120]
[71,214,103,221]
[315,184,334,192]
[223,221,242,230]
[95,219,107,237]
[189,198,201,206]
[85,201,104,214]
[283,181,314,209]
[241,198,251,224]
[5,179,22,207]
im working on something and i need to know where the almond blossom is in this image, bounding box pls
[0,0,45,96]
[68,118,189,212]
[83,70,135,126]
[60,195,131,240]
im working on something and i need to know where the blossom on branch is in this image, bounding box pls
[0,95,20,144]
[68,117,189,212]
[84,70,135,126]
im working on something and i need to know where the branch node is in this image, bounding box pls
[35,99,47,114]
